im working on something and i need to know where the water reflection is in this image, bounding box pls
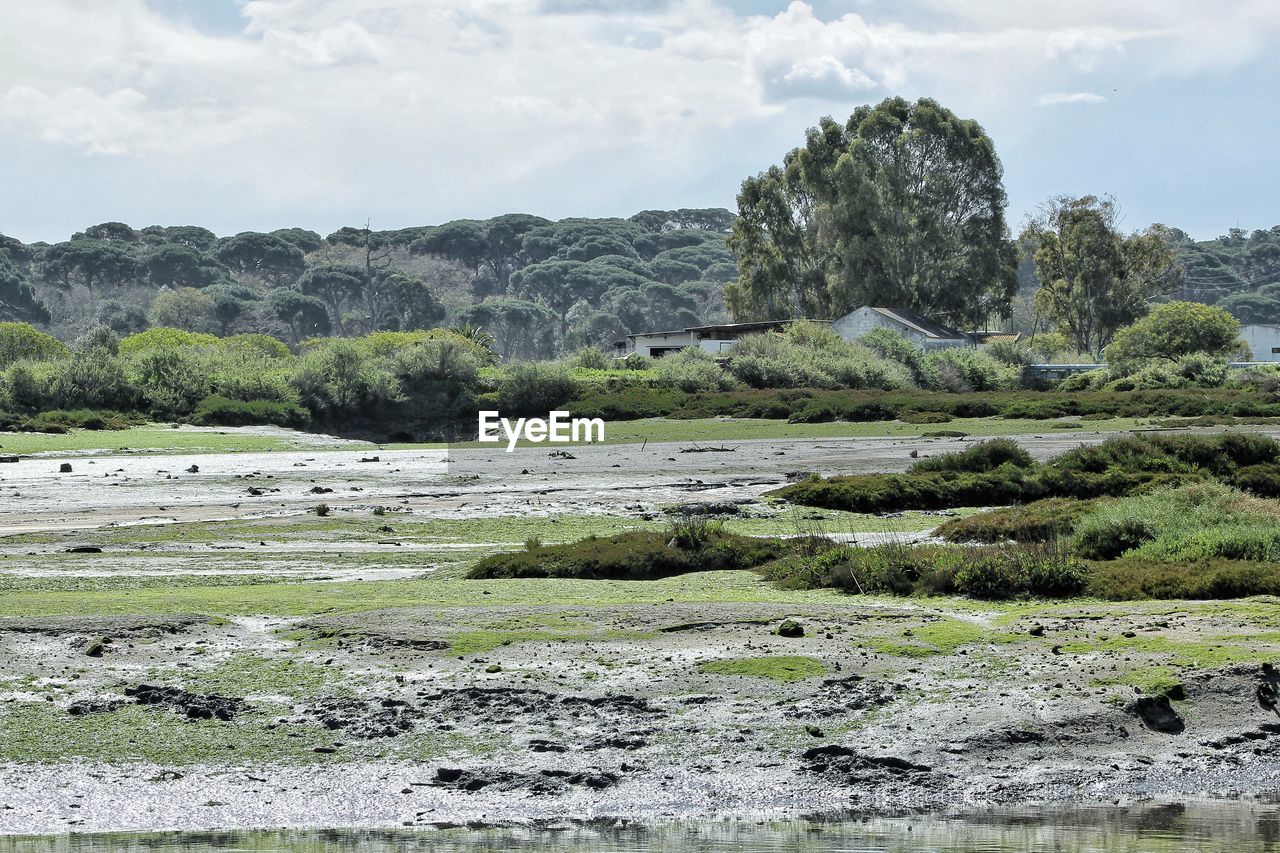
[6,802,1280,852]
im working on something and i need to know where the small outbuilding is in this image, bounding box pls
[830,306,970,350]
[1240,324,1280,362]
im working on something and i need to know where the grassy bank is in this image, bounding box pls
[2,415,1178,458]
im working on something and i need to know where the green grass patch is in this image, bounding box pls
[0,570,848,618]
[698,655,828,682]
[183,654,336,698]
[0,425,371,456]
[864,617,1014,657]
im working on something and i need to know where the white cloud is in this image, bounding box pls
[261,20,385,67]
[1,0,1278,238]
[1037,91,1107,106]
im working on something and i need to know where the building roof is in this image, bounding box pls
[684,319,828,336]
[624,328,695,340]
[866,307,966,340]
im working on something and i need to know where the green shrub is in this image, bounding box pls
[0,322,69,363]
[291,340,395,420]
[190,395,310,428]
[570,348,611,371]
[766,540,1086,600]
[1072,482,1280,561]
[22,409,131,432]
[652,348,732,393]
[910,438,1034,473]
[1088,557,1280,600]
[495,361,577,416]
[899,411,952,424]
[728,325,910,391]
[936,498,1095,543]
[1232,464,1280,498]
[984,340,1033,367]
[859,327,933,386]
[923,348,1016,392]
[467,529,785,580]
[772,433,1280,514]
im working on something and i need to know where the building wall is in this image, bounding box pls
[1240,325,1280,362]
[625,331,697,357]
[830,307,966,350]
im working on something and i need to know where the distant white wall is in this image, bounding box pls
[830,307,966,350]
[1240,324,1280,362]
[625,331,697,357]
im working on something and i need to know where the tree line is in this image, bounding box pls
[728,97,1189,358]
[0,209,737,359]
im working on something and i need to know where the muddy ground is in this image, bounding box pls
[3,426,1280,834]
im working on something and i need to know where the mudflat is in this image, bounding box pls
[3,426,1280,834]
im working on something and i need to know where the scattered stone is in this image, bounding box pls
[359,456,381,463]
[801,744,932,782]
[186,464,199,473]
[125,684,245,721]
[81,637,108,657]
[1028,625,1046,637]
[432,766,619,794]
[0,456,18,463]
[309,486,334,494]
[67,699,123,716]
[59,463,72,473]
[299,697,417,739]
[663,501,742,517]
[65,546,103,554]
[776,619,805,638]
[528,739,568,753]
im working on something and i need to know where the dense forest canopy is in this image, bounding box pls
[0,208,737,359]
[4,94,1279,368]
[1167,226,1280,324]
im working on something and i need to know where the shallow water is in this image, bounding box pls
[7,803,1280,852]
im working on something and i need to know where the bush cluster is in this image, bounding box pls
[466,526,786,580]
[773,432,1280,514]
[765,540,1088,600]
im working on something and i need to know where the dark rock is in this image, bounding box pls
[663,501,742,517]
[300,697,418,739]
[776,619,805,638]
[309,486,334,494]
[359,456,381,463]
[67,699,123,716]
[0,456,18,464]
[431,766,619,794]
[65,546,103,554]
[59,463,73,473]
[82,637,108,657]
[1127,695,1184,733]
[584,735,648,751]
[186,464,199,473]
[801,744,932,780]
[125,684,245,721]
[528,739,568,753]
[785,675,901,718]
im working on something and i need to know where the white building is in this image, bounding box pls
[614,307,969,358]
[1240,324,1280,362]
[613,320,814,358]
[830,306,970,350]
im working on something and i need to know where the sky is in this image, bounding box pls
[2,0,1279,244]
